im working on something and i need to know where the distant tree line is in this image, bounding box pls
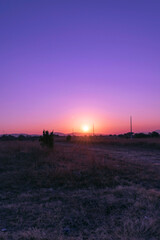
[117,131,159,138]
[0,131,159,142]
[0,134,39,141]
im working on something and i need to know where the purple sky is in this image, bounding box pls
[0,0,160,134]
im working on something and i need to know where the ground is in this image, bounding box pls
[0,137,160,240]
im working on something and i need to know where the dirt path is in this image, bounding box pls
[57,141,160,166]
[89,145,160,166]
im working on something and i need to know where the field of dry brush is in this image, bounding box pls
[0,137,160,240]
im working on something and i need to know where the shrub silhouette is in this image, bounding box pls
[0,135,16,141]
[149,131,159,138]
[18,135,26,141]
[134,133,148,138]
[39,130,54,148]
[66,135,72,142]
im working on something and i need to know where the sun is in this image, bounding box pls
[82,125,89,133]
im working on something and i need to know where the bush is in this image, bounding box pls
[134,133,148,138]
[66,135,72,142]
[0,135,16,141]
[149,131,159,138]
[18,135,26,141]
[39,130,54,148]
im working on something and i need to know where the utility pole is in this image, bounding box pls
[72,128,74,136]
[130,116,133,139]
[93,123,94,136]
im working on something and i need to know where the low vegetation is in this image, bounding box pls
[39,130,54,148]
[0,137,160,239]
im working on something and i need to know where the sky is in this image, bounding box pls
[0,0,160,134]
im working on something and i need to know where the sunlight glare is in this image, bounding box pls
[82,125,89,132]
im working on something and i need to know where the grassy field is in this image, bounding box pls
[0,137,160,240]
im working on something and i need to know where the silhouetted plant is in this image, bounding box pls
[0,135,16,141]
[134,133,148,138]
[39,130,54,148]
[66,135,72,142]
[18,135,26,141]
[123,132,134,139]
[149,131,159,138]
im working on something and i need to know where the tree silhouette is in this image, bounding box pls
[39,130,54,148]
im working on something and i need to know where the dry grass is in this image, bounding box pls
[0,139,160,239]
[72,135,160,149]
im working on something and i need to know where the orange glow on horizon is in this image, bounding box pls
[1,107,159,135]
